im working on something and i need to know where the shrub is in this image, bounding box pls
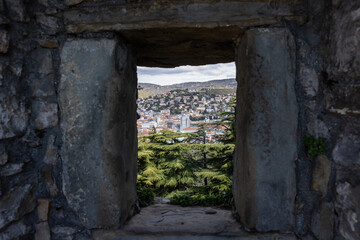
[304,134,327,157]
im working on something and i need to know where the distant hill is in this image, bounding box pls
[138,78,237,97]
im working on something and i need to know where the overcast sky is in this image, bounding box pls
[137,62,235,86]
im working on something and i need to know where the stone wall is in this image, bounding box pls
[0,0,138,239]
[0,0,358,239]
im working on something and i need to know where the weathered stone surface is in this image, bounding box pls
[311,203,334,240]
[59,39,138,228]
[333,129,360,169]
[0,146,7,166]
[0,220,31,240]
[30,48,55,98]
[37,14,61,35]
[41,166,59,197]
[0,184,35,229]
[33,101,58,130]
[4,0,27,22]
[38,39,59,48]
[63,1,304,67]
[234,28,297,232]
[38,0,49,6]
[37,49,53,75]
[43,135,58,165]
[300,64,318,97]
[325,82,360,115]
[335,179,360,240]
[35,222,51,240]
[22,129,41,148]
[52,226,77,236]
[0,30,9,53]
[312,155,332,197]
[9,60,23,77]
[38,199,50,221]
[0,97,29,140]
[31,75,56,98]
[64,0,84,6]
[328,0,360,78]
[306,114,329,139]
[0,163,24,177]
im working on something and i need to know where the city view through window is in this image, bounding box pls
[136,63,237,208]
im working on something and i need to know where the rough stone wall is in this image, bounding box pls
[291,0,360,239]
[0,0,138,239]
[0,0,358,239]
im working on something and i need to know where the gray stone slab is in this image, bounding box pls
[234,28,297,232]
[59,39,138,228]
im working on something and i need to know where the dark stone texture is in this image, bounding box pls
[0,220,31,240]
[335,172,360,240]
[312,155,332,197]
[43,135,58,165]
[0,146,7,166]
[333,125,360,170]
[4,0,27,22]
[41,166,59,197]
[327,0,360,78]
[0,96,29,140]
[33,101,59,130]
[0,163,24,177]
[59,38,138,228]
[0,30,9,53]
[234,28,297,232]
[311,202,334,240]
[37,14,61,35]
[0,184,35,229]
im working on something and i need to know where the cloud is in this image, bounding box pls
[137,62,235,86]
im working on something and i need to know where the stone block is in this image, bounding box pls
[33,101,58,130]
[64,0,84,6]
[51,226,77,237]
[41,166,58,197]
[43,135,58,165]
[38,199,50,221]
[0,146,7,166]
[300,63,319,97]
[335,179,360,240]
[234,28,297,232]
[0,30,9,54]
[4,0,26,22]
[328,1,360,78]
[38,39,59,48]
[0,184,35,229]
[312,155,332,197]
[59,39,138,228]
[35,222,51,240]
[311,202,334,240]
[37,14,61,35]
[0,220,31,240]
[0,97,29,140]
[0,163,24,177]
[325,82,360,115]
[333,127,360,170]
[306,114,329,139]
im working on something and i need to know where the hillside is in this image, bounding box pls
[138,78,236,97]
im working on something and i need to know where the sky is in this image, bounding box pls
[137,62,235,86]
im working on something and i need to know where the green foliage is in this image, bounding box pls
[137,129,234,207]
[305,134,327,157]
[170,186,233,207]
[137,180,155,207]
